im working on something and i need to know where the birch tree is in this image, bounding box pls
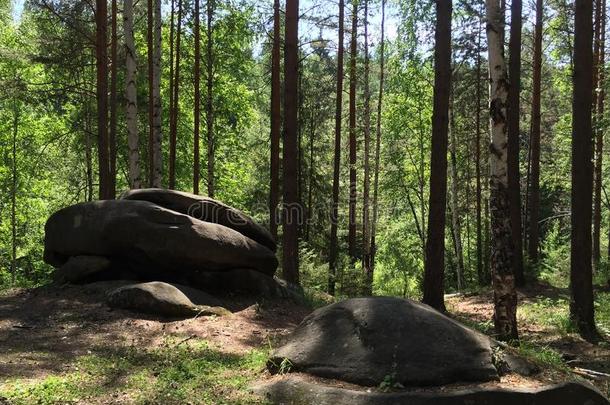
[485,0,518,341]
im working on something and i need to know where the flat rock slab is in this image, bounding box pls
[185,268,303,301]
[120,188,276,251]
[270,297,498,386]
[44,200,277,276]
[254,376,609,405]
[107,281,230,318]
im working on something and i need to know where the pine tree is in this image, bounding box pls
[422,0,452,312]
[282,0,300,284]
[124,0,141,189]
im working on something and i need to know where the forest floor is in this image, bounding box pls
[0,280,608,404]
[446,280,610,397]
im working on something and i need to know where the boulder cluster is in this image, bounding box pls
[44,188,290,317]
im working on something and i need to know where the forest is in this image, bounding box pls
[0,0,610,403]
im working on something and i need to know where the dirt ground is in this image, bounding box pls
[0,281,310,383]
[0,280,608,403]
[446,281,610,396]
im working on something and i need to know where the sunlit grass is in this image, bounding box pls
[0,337,269,405]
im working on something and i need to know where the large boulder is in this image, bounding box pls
[269,297,498,387]
[44,200,278,277]
[254,376,609,405]
[120,188,276,252]
[107,281,230,318]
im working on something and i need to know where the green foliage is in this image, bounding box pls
[516,341,568,371]
[538,222,571,288]
[519,296,575,335]
[595,293,610,336]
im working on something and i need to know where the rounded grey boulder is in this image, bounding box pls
[269,297,499,387]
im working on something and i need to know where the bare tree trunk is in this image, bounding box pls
[124,0,141,189]
[570,0,597,340]
[11,103,18,284]
[85,100,94,201]
[422,0,452,312]
[169,0,183,190]
[362,0,372,294]
[449,101,464,291]
[194,0,201,194]
[96,0,110,200]
[593,0,606,270]
[486,0,519,341]
[282,0,300,284]
[168,0,175,186]
[348,0,358,261]
[476,15,484,286]
[507,0,524,286]
[306,113,315,242]
[370,0,385,291]
[152,0,162,187]
[109,0,117,198]
[206,0,215,197]
[328,0,345,295]
[270,0,282,243]
[527,0,543,264]
[147,0,154,187]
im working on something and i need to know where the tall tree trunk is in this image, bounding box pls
[476,15,484,286]
[329,0,345,295]
[194,0,201,194]
[370,0,385,291]
[206,0,215,197]
[593,0,606,270]
[306,113,315,242]
[168,0,175,186]
[11,103,18,284]
[270,0,282,243]
[147,0,154,187]
[449,101,464,291]
[282,0,300,284]
[85,100,94,201]
[348,0,358,261]
[486,0,519,341]
[124,0,141,189]
[96,0,110,200]
[570,0,597,340]
[362,0,372,294]
[527,0,543,264]
[422,0,452,312]
[169,0,183,190]
[508,0,524,286]
[152,0,162,187]
[109,0,117,198]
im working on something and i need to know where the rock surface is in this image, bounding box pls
[44,200,278,277]
[52,255,112,284]
[184,268,302,300]
[120,188,276,251]
[254,376,609,405]
[107,281,230,318]
[269,297,498,386]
